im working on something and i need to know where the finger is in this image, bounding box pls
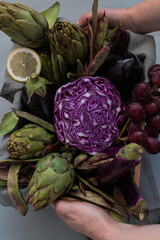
[53,200,75,219]
[76,12,92,27]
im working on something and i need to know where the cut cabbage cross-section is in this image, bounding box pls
[54,76,126,155]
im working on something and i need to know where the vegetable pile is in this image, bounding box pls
[0,0,159,225]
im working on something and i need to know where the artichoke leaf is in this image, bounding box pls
[50,47,63,87]
[7,164,28,216]
[57,54,68,84]
[13,109,55,133]
[7,6,33,20]
[0,112,19,136]
[14,3,36,12]
[41,2,60,29]
[25,74,52,103]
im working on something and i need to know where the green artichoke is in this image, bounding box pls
[7,124,54,159]
[47,20,89,86]
[26,152,75,210]
[36,48,54,82]
[0,1,49,48]
[48,20,88,67]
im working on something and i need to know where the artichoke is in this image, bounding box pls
[47,19,89,86]
[7,124,54,159]
[0,1,48,48]
[26,152,75,210]
[48,20,89,68]
[36,48,54,82]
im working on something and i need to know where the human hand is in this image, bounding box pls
[76,8,133,31]
[51,200,119,240]
[76,0,160,34]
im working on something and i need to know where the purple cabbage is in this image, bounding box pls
[54,76,125,155]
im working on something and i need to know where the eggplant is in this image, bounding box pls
[117,171,149,221]
[96,143,143,188]
[96,52,144,102]
[103,145,123,157]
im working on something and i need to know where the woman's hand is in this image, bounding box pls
[76,8,132,31]
[51,200,118,240]
[76,0,160,34]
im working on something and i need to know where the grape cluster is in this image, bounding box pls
[126,64,160,154]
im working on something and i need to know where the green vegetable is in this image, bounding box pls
[26,152,75,210]
[7,124,54,159]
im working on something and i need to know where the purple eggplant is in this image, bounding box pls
[117,171,149,221]
[96,143,143,188]
[96,52,144,102]
[103,145,123,157]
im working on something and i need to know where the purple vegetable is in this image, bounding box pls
[103,145,123,157]
[117,171,149,221]
[54,76,125,155]
[96,143,143,188]
[21,85,56,123]
[96,52,144,101]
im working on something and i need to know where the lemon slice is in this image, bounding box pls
[6,47,41,82]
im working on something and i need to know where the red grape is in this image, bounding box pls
[127,103,145,122]
[147,114,160,132]
[144,100,159,115]
[148,64,160,87]
[128,130,147,145]
[127,121,141,133]
[144,137,160,154]
[132,82,151,101]
[145,126,159,138]
[155,96,160,109]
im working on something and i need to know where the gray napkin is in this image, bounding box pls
[0,32,159,224]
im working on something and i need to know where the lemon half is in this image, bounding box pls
[6,47,41,82]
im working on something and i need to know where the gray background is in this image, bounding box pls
[0,0,160,239]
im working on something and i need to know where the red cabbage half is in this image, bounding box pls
[54,76,126,155]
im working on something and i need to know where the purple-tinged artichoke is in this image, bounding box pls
[54,76,125,155]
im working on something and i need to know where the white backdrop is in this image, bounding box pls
[0,0,160,239]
